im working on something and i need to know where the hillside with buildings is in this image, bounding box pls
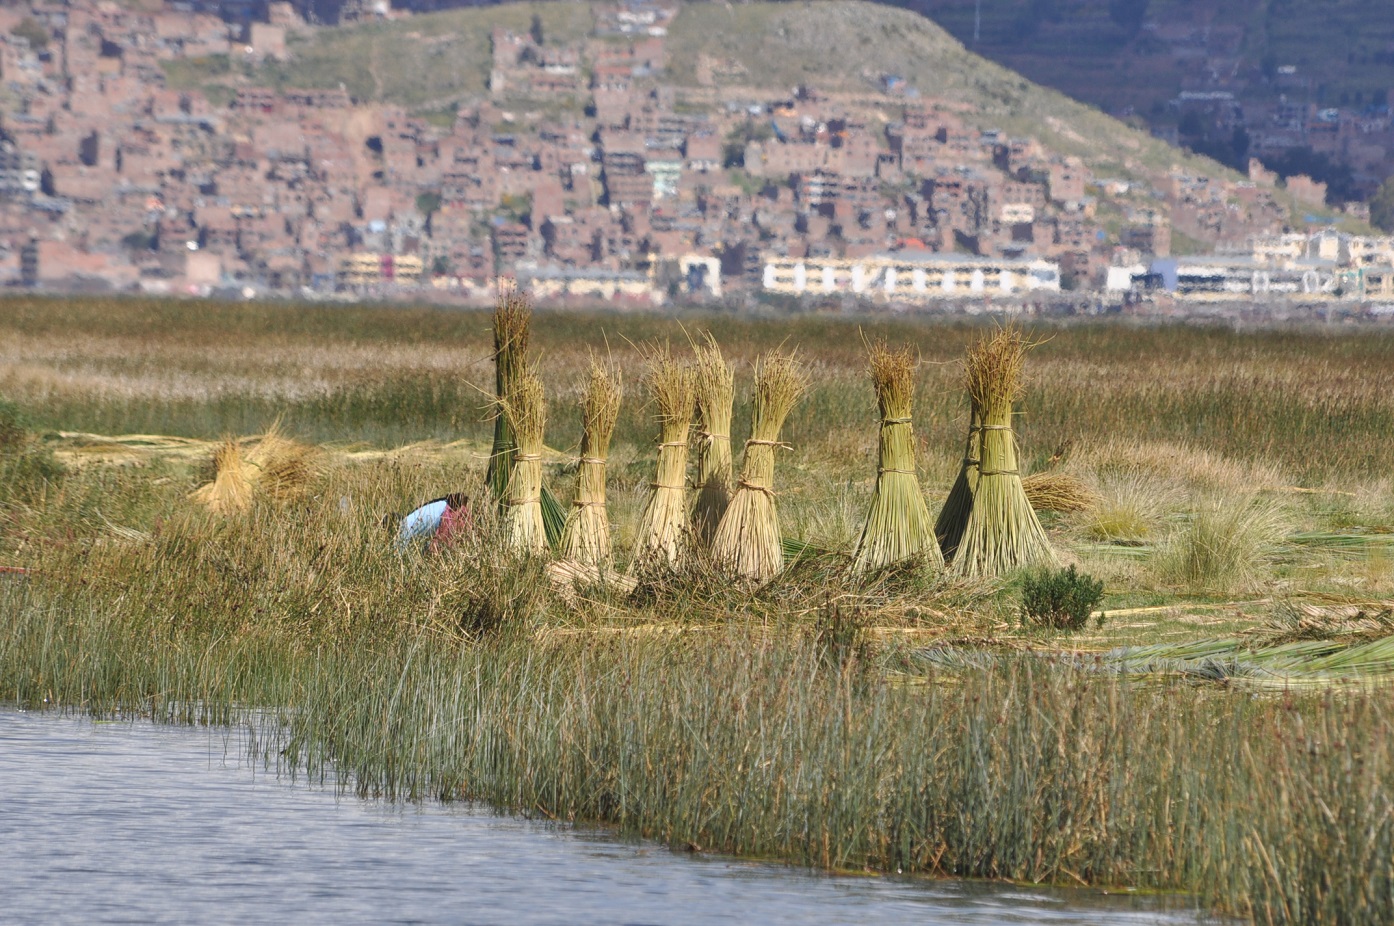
[2,0,1390,308]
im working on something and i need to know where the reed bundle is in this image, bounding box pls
[711,351,808,583]
[1021,471,1099,514]
[485,288,565,545]
[189,423,320,515]
[951,327,1057,576]
[501,368,548,556]
[189,439,255,515]
[559,360,623,566]
[691,335,734,547]
[631,349,695,571]
[851,342,942,573]
[934,401,979,562]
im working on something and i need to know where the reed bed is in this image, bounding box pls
[559,360,623,566]
[690,335,735,548]
[711,351,808,584]
[631,348,694,572]
[6,585,1394,925]
[952,328,1057,576]
[851,342,941,573]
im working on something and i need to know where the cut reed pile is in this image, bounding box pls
[1021,471,1099,514]
[631,348,694,572]
[691,334,734,548]
[711,351,808,584]
[189,423,320,515]
[951,328,1056,576]
[501,368,548,556]
[559,360,623,566]
[851,342,941,573]
[485,288,564,546]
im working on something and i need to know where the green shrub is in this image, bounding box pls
[1020,565,1105,631]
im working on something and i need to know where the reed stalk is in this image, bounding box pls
[851,342,942,573]
[631,348,694,572]
[501,368,547,556]
[691,335,734,548]
[952,328,1057,576]
[711,351,808,584]
[559,360,623,566]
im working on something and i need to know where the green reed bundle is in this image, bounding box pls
[851,342,942,573]
[631,349,695,571]
[559,360,623,566]
[691,334,735,547]
[952,327,1057,576]
[711,351,808,584]
[502,368,548,556]
[486,288,565,546]
[934,400,979,562]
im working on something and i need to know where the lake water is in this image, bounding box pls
[0,709,1210,925]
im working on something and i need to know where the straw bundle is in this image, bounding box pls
[244,423,320,501]
[934,400,979,562]
[485,288,565,545]
[501,368,548,556]
[851,342,942,573]
[559,360,623,565]
[691,335,734,547]
[631,348,695,571]
[711,351,808,584]
[951,327,1057,576]
[189,439,255,515]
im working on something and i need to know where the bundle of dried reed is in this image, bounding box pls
[501,368,548,556]
[691,334,734,547]
[934,400,979,563]
[711,351,808,584]
[189,438,255,515]
[631,348,695,571]
[1021,471,1099,514]
[560,360,623,565]
[951,327,1057,576]
[851,342,942,573]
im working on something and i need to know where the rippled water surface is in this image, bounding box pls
[0,710,1209,925]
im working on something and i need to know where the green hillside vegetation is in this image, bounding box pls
[165,0,1245,188]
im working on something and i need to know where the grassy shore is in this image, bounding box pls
[4,295,1394,922]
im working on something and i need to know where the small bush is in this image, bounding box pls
[1020,565,1105,631]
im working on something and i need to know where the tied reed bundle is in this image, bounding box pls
[691,334,734,547]
[559,360,623,565]
[711,351,809,584]
[631,348,695,571]
[1021,471,1099,514]
[851,342,942,573]
[952,327,1057,576]
[501,368,548,556]
[486,288,565,546]
[189,438,254,515]
[934,400,979,562]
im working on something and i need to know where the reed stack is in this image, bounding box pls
[189,438,255,515]
[501,367,548,556]
[711,351,808,584]
[631,348,695,571]
[559,360,623,566]
[691,334,735,547]
[485,288,565,545]
[189,423,319,515]
[951,327,1057,576]
[934,400,979,562]
[851,342,942,573]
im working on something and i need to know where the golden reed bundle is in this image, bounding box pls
[851,342,942,573]
[711,351,808,584]
[691,334,734,548]
[189,423,320,515]
[951,327,1057,576]
[501,368,548,555]
[631,347,695,571]
[559,359,623,566]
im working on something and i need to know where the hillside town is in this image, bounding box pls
[2,0,1394,308]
